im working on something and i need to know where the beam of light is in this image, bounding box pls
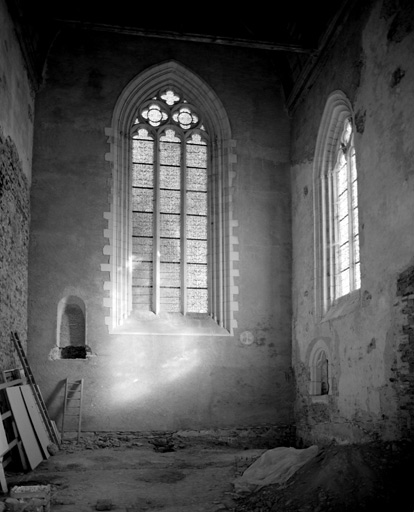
[108,344,201,405]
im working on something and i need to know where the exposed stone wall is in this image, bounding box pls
[0,0,34,374]
[0,127,30,368]
[391,266,414,438]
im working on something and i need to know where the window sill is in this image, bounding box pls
[321,289,361,323]
[110,312,232,336]
[310,394,330,404]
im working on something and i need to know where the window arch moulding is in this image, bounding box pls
[308,338,333,401]
[313,90,361,320]
[102,61,239,335]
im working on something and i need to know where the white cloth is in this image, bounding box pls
[233,445,318,494]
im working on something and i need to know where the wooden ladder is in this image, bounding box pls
[61,379,84,443]
[10,332,60,447]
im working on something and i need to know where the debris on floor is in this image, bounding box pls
[5,484,50,511]
[233,440,414,512]
[2,432,414,511]
[95,498,112,511]
[147,434,175,452]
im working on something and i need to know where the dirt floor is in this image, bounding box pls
[2,434,414,511]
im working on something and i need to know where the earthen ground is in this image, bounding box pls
[3,435,414,512]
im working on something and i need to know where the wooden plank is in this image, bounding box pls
[0,379,25,391]
[0,419,8,457]
[5,387,43,470]
[20,385,50,460]
[0,456,7,493]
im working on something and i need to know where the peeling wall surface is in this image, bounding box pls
[291,0,414,444]
[0,0,32,366]
[28,29,294,432]
[0,0,34,182]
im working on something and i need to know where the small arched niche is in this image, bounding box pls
[57,296,88,359]
[308,340,332,396]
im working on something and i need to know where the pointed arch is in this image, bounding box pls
[103,61,238,334]
[313,91,361,316]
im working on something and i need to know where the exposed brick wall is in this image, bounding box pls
[0,126,30,371]
[392,266,414,439]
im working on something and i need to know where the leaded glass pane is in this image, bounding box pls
[187,216,207,239]
[160,239,180,262]
[351,179,358,210]
[132,262,152,283]
[352,208,359,236]
[160,288,180,312]
[132,213,153,237]
[134,128,153,140]
[132,288,153,299]
[160,166,181,190]
[338,216,349,245]
[187,240,207,264]
[160,189,180,214]
[160,143,181,166]
[354,234,360,263]
[132,273,152,287]
[188,264,207,288]
[186,143,207,168]
[355,262,361,289]
[187,133,207,145]
[187,168,207,191]
[132,164,153,188]
[161,89,180,106]
[338,242,350,272]
[132,237,153,261]
[160,263,181,288]
[339,268,350,296]
[132,139,154,163]
[336,162,347,193]
[160,130,181,166]
[132,188,153,212]
[172,106,199,129]
[132,286,152,310]
[187,289,208,313]
[141,103,168,127]
[160,128,181,143]
[187,192,207,216]
[337,190,348,220]
[342,119,353,145]
[350,150,357,182]
[160,214,180,238]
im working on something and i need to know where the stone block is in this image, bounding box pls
[9,485,51,512]
[95,499,113,510]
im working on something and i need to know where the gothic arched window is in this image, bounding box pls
[103,62,239,335]
[314,91,361,313]
[131,90,209,314]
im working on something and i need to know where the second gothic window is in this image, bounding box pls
[331,117,361,300]
[131,89,209,315]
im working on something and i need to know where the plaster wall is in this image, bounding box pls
[0,0,34,182]
[0,0,32,366]
[28,29,294,433]
[291,0,414,444]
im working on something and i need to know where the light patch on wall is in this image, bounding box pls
[160,349,200,382]
[108,346,200,405]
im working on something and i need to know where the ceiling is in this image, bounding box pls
[8,0,349,108]
[27,1,346,51]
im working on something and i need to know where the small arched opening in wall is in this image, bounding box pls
[56,296,90,359]
[308,339,332,397]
